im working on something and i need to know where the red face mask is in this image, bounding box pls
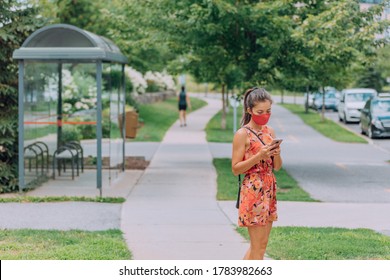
[251,112,271,126]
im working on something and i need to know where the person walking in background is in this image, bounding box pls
[178,85,191,127]
[231,87,283,260]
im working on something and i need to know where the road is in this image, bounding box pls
[325,110,390,152]
[274,94,390,153]
[273,104,390,203]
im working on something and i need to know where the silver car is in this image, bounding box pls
[338,88,378,123]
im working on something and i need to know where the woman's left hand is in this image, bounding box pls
[270,145,281,156]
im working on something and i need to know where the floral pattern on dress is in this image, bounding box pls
[238,125,278,227]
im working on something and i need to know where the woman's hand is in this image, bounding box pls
[256,145,275,161]
[270,145,281,157]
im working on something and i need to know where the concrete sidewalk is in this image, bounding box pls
[120,97,248,260]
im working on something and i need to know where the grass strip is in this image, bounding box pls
[237,227,390,260]
[213,158,315,202]
[0,229,131,260]
[134,97,207,142]
[0,196,125,203]
[281,104,367,143]
[206,106,242,143]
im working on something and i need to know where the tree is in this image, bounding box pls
[376,45,390,80]
[98,0,178,73]
[290,0,389,120]
[144,0,299,129]
[356,66,385,92]
[0,1,45,192]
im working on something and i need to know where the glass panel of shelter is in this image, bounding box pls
[102,63,125,186]
[23,62,98,188]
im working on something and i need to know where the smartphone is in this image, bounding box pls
[269,139,283,150]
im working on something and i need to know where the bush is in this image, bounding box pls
[61,126,81,143]
[0,3,44,193]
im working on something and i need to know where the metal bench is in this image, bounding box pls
[64,141,84,174]
[52,146,77,180]
[52,141,84,180]
[24,142,49,175]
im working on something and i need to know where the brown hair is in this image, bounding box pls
[241,87,273,126]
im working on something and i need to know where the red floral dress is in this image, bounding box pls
[238,125,278,227]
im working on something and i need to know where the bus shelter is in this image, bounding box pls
[13,24,129,195]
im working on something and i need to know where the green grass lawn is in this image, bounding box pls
[281,104,368,143]
[25,125,57,141]
[206,106,242,143]
[213,158,315,202]
[0,229,131,260]
[237,227,390,260]
[134,97,207,142]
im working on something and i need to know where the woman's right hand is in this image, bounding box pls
[256,145,274,161]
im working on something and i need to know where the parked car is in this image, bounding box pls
[313,91,340,111]
[360,93,390,138]
[338,88,378,123]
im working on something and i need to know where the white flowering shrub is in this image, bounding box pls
[161,70,176,91]
[144,70,176,92]
[125,66,147,95]
[44,69,97,115]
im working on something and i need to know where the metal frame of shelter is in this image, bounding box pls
[13,24,129,195]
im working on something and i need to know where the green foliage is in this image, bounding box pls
[356,66,386,92]
[61,125,82,143]
[376,45,390,80]
[0,1,45,193]
[290,0,389,90]
[237,227,390,260]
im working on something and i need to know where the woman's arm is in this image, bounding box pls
[231,129,274,176]
[186,95,192,110]
[268,126,283,171]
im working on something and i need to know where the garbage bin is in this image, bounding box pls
[119,111,138,138]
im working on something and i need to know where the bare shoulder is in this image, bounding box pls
[234,127,247,140]
[233,128,248,146]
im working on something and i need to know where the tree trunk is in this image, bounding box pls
[281,89,284,104]
[225,89,230,114]
[221,83,226,130]
[321,86,325,122]
[305,85,309,114]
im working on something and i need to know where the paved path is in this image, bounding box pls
[120,97,248,260]
[0,202,121,231]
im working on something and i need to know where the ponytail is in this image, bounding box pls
[240,88,254,126]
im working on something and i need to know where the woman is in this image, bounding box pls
[178,86,191,127]
[232,87,282,260]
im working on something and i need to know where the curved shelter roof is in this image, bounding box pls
[13,24,128,63]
